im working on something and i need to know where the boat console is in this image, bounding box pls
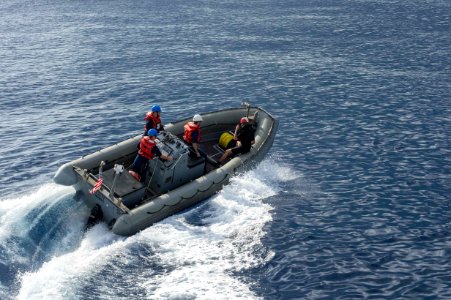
[145,131,205,194]
[99,131,205,208]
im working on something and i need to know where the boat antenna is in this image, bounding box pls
[109,164,124,200]
[241,101,251,117]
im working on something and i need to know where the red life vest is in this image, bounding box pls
[144,112,163,131]
[183,122,201,144]
[138,136,156,159]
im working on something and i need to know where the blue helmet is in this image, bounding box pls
[151,105,161,112]
[148,129,158,137]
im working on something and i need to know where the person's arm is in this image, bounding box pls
[153,146,173,161]
[160,153,173,161]
[233,124,240,140]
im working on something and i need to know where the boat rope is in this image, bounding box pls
[168,154,182,170]
[146,158,159,190]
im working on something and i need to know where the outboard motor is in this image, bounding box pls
[86,204,103,229]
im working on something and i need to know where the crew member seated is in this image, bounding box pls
[219,117,255,164]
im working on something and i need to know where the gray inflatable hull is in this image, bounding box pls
[54,106,278,236]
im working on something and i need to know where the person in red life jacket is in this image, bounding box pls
[130,129,173,182]
[144,105,164,135]
[219,117,255,164]
[183,114,204,158]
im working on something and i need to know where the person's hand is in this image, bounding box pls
[168,156,173,161]
[196,152,201,158]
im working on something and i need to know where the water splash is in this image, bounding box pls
[0,184,86,299]
[15,159,292,299]
[0,184,72,241]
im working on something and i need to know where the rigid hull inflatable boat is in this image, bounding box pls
[53,104,278,236]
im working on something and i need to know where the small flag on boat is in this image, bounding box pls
[89,162,105,195]
[89,177,103,195]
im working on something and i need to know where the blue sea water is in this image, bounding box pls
[1,0,450,299]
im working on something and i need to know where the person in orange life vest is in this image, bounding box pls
[219,117,255,164]
[183,114,205,158]
[144,105,164,135]
[131,129,173,182]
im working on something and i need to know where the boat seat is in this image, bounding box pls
[206,155,219,166]
[213,144,225,154]
[207,144,225,162]
[101,168,146,208]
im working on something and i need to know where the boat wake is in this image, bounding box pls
[0,184,86,300]
[1,159,296,299]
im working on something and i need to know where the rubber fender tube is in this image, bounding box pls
[53,164,79,186]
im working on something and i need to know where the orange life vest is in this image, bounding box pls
[138,136,156,159]
[183,122,201,144]
[144,112,163,131]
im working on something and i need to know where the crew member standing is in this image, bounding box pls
[183,114,204,158]
[131,129,173,182]
[144,105,164,135]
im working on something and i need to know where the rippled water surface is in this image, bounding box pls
[1,0,450,299]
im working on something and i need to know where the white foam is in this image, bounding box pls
[136,166,279,299]
[256,158,301,182]
[0,184,75,267]
[16,159,293,299]
[0,184,74,239]
[17,224,126,300]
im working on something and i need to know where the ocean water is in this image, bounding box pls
[1,0,450,299]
